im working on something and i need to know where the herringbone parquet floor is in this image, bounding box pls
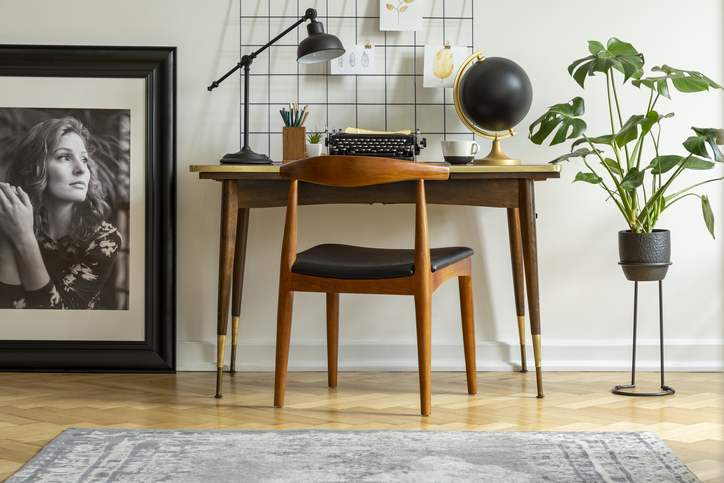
[0,371,721,482]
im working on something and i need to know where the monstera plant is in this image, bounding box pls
[529,38,724,239]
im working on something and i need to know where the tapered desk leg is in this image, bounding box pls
[230,208,250,374]
[518,179,544,398]
[216,180,238,398]
[507,208,527,373]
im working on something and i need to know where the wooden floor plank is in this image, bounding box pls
[0,371,721,482]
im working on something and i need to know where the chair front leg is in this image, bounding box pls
[458,275,477,395]
[414,292,432,416]
[326,292,339,388]
[274,290,294,407]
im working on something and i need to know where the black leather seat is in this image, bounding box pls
[293,244,474,280]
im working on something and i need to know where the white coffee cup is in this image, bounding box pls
[441,140,479,164]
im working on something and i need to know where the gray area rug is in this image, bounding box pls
[9,428,700,482]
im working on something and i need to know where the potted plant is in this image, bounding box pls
[306,128,324,157]
[529,38,723,281]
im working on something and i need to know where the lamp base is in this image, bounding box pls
[220,146,273,164]
[473,138,521,166]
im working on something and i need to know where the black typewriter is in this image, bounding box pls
[325,129,426,161]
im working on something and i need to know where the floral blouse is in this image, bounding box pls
[0,221,122,310]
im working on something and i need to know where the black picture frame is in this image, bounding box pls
[0,45,176,372]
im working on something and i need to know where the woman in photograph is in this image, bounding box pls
[0,116,121,309]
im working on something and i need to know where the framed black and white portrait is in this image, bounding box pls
[0,45,176,372]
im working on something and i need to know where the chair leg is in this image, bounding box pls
[414,292,433,416]
[274,290,294,407]
[458,275,477,395]
[326,293,339,388]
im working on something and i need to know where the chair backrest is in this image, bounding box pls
[280,155,449,187]
[279,156,449,281]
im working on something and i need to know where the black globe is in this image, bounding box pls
[458,57,533,133]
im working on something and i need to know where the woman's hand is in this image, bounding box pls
[0,182,50,291]
[0,182,35,248]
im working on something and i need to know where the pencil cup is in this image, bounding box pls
[283,127,306,162]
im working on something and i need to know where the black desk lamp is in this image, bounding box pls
[208,8,345,164]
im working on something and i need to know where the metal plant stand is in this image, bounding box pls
[612,272,675,397]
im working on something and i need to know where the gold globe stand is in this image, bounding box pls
[453,51,521,166]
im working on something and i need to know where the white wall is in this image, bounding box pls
[2,0,721,373]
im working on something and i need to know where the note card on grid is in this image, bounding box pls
[423,44,468,88]
[380,0,423,31]
[331,45,376,75]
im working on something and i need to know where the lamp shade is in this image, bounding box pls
[297,20,345,64]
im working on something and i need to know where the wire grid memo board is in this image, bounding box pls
[239,0,475,162]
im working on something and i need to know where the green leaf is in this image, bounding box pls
[549,147,598,164]
[602,157,622,176]
[656,78,671,99]
[574,171,602,184]
[565,38,644,88]
[702,195,715,238]
[656,65,723,92]
[641,110,661,136]
[615,115,644,147]
[683,135,711,158]
[585,134,616,145]
[528,97,587,146]
[690,127,724,163]
[649,155,684,174]
[570,135,611,152]
[620,167,645,191]
[606,37,638,56]
[587,41,605,55]
[612,112,662,149]
[682,156,715,170]
[571,63,590,88]
[650,154,714,173]
[567,55,593,77]
[606,38,644,81]
[635,65,723,98]
[634,77,675,99]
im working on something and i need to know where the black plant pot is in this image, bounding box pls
[618,229,672,282]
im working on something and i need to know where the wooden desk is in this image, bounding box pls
[190,163,561,399]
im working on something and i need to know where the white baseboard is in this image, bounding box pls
[176,339,724,372]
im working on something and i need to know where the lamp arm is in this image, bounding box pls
[207,8,317,91]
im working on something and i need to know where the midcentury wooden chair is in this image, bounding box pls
[274,155,477,416]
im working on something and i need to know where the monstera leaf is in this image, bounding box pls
[633,65,723,99]
[683,128,724,163]
[567,38,644,88]
[528,97,586,146]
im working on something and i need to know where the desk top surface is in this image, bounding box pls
[190,163,562,174]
